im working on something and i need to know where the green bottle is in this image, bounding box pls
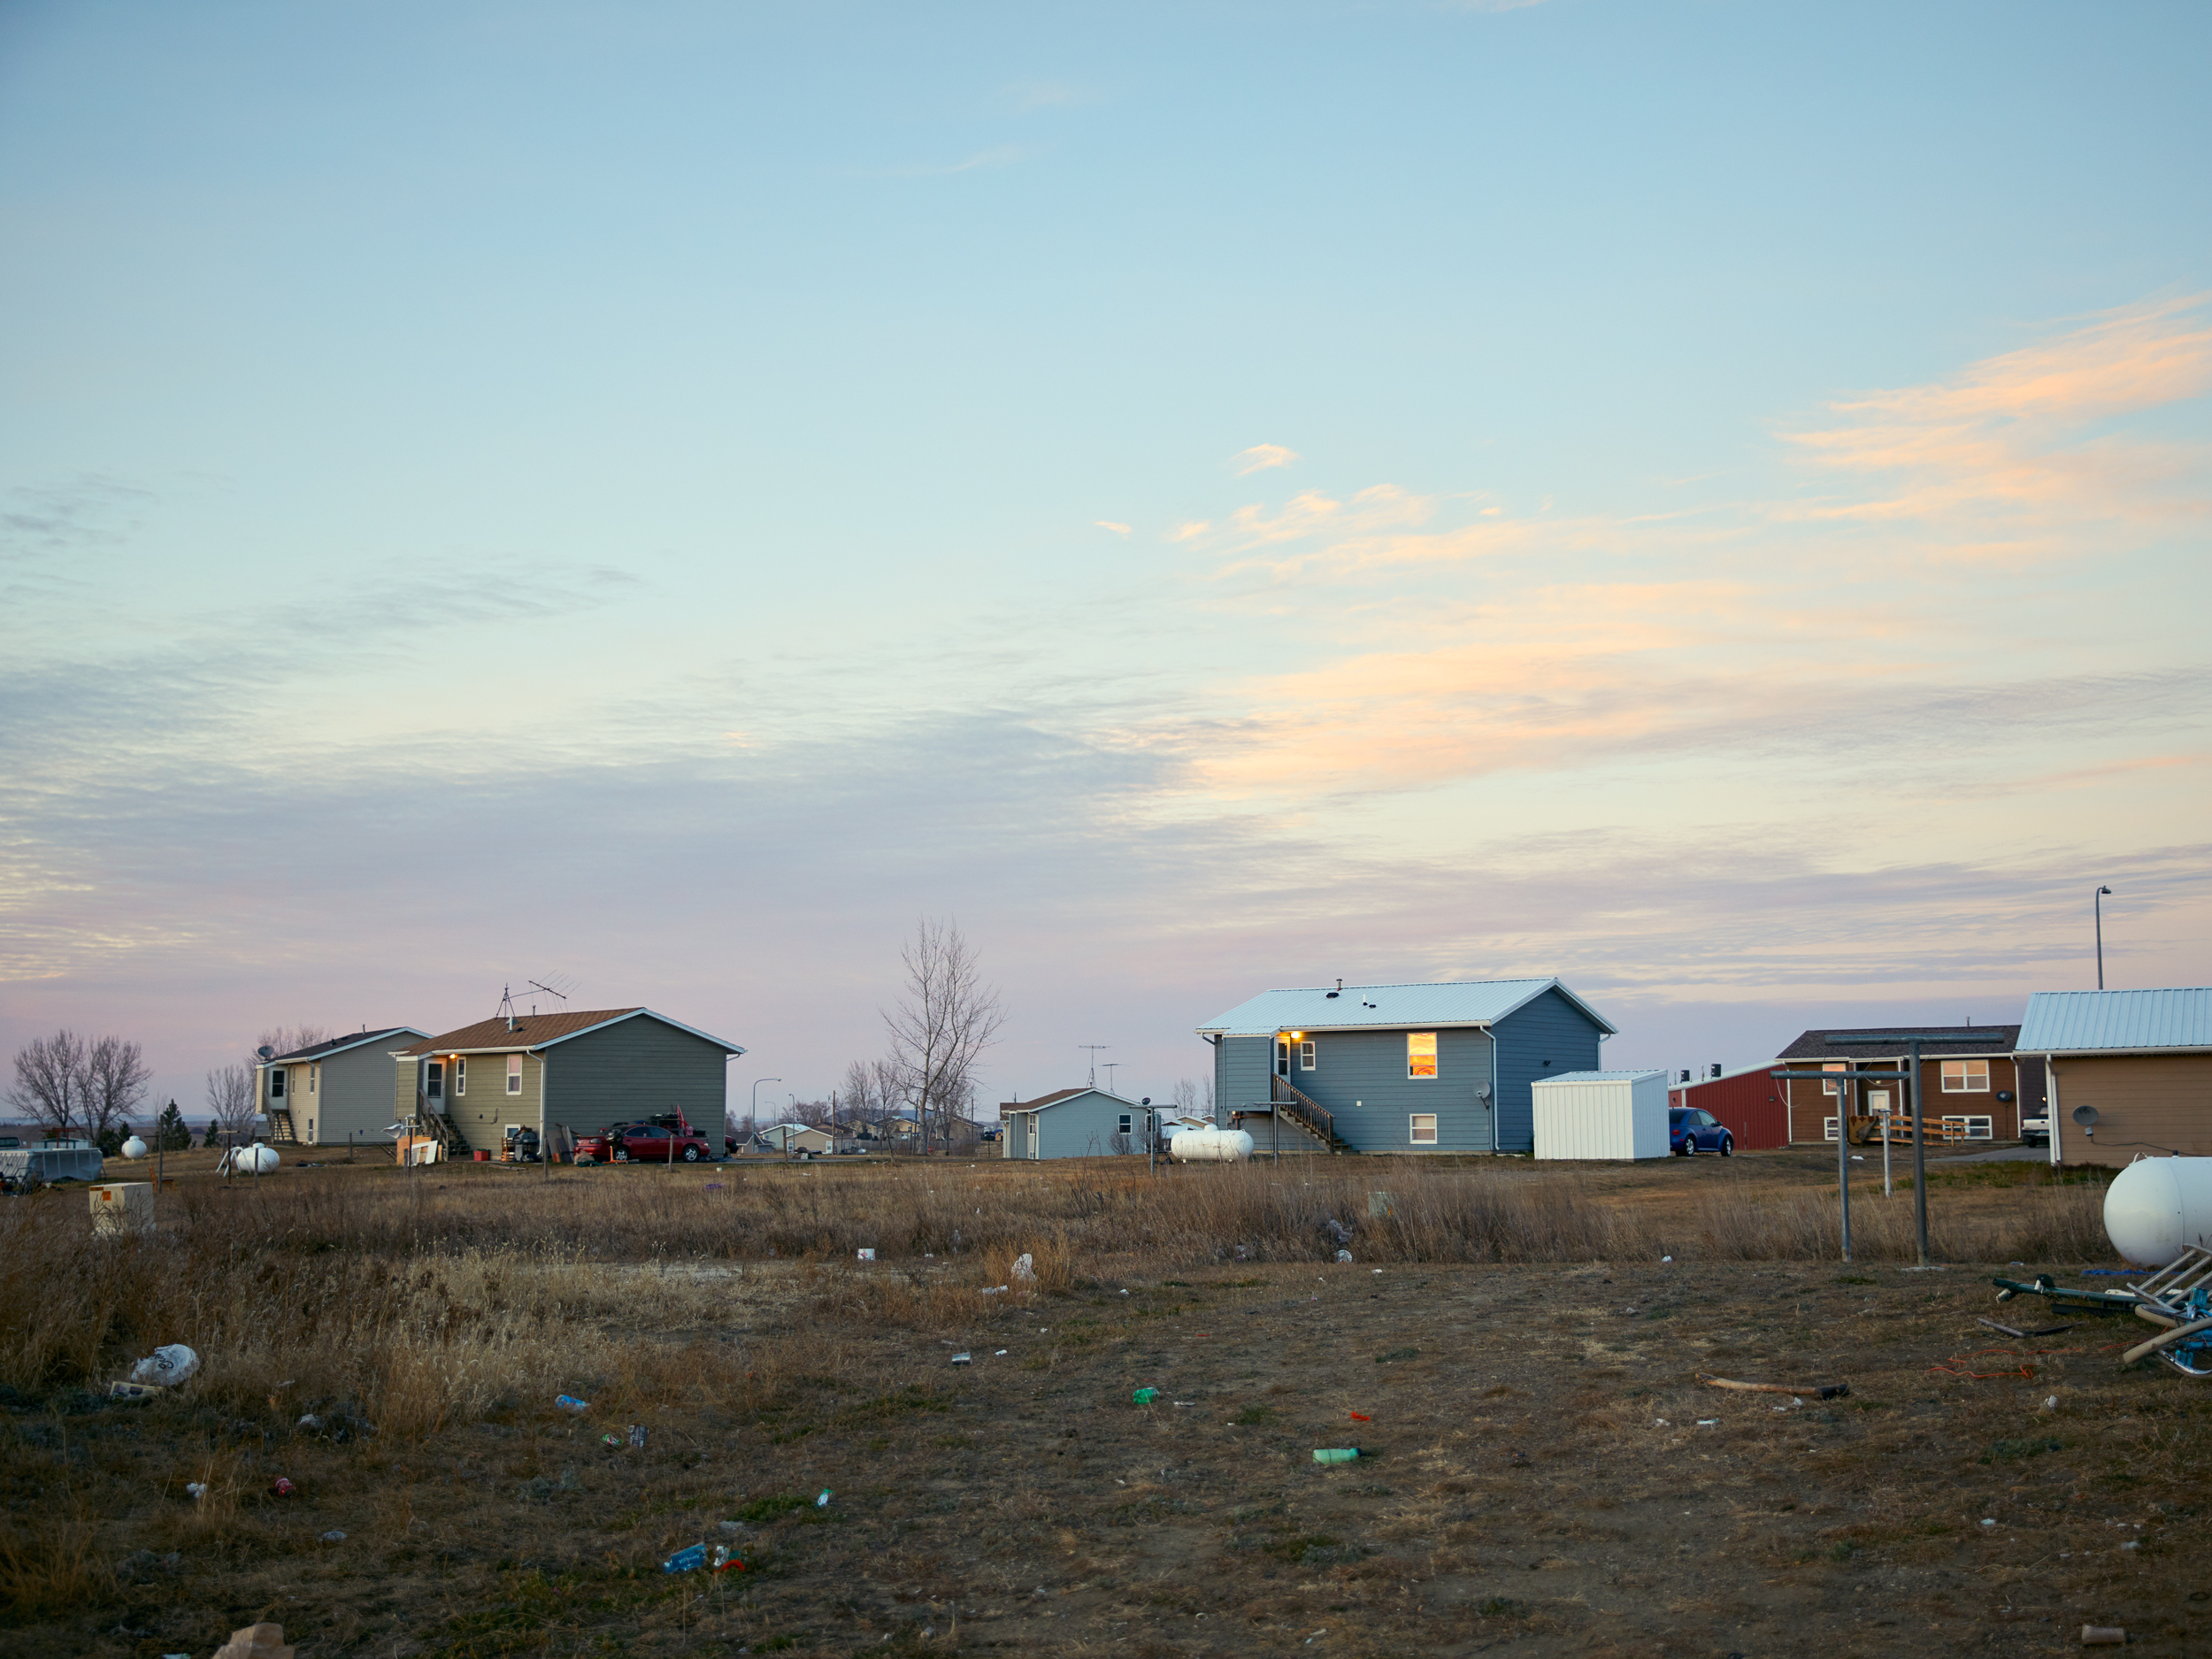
[1312,1448,1360,1464]
[1132,1386,1160,1404]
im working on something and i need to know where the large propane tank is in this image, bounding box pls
[233,1143,280,1175]
[2103,1157,2212,1265]
[1168,1127,1254,1164]
[120,1135,149,1159]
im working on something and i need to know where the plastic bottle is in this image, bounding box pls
[1312,1448,1360,1464]
[1132,1387,1160,1404]
[555,1394,589,1413]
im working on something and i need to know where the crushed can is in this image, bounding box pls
[628,1424,648,1449]
[270,1476,299,1496]
[600,1432,624,1448]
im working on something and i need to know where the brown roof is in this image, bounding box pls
[1778,1024,2021,1062]
[1002,1087,1132,1112]
[397,1008,648,1056]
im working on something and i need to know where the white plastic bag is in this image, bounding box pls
[129,1344,200,1386]
[1011,1253,1037,1282]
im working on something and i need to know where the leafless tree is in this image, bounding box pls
[83,1034,153,1144]
[790,1096,836,1128]
[257,1024,333,1064]
[1172,1077,1201,1117]
[882,917,1006,1154]
[204,1064,258,1144]
[7,1029,88,1138]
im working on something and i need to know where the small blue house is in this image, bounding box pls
[1000,1088,1158,1159]
[1194,979,1617,1155]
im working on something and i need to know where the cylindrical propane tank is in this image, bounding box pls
[2103,1156,2212,1265]
[1168,1127,1254,1163]
[120,1135,149,1159]
[233,1143,280,1175]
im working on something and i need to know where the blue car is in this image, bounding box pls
[1670,1107,1732,1157]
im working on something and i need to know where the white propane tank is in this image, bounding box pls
[120,1135,149,1160]
[2103,1157,2212,1265]
[234,1143,280,1175]
[1168,1127,1254,1164]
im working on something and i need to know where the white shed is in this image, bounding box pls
[1531,1071,1669,1160]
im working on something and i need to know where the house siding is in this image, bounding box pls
[1217,1036,1271,1126]
[444,1053,545,1155]
[543,1018,730,1137]
[308,1044,418,1148]
[1267,1027,1496,1154]
[1785,1053,2027,1144]
[2047,1053,2212,1167]
[1033,1094,1151,1158]
[1493,989,1605,1153]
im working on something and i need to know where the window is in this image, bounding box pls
[1407,1033,1438,1079]
[455,1056,466,1097]
[269,1068,286,1101]
[1409,1114,1439,1145]
[1276,1040,1289,1078]
[1821,1062,1846,1096]
[1823,1116,1840,1141]
[1299,1041,1315,1071]
[308,1064,318,1095]
[507,1055,523,1095]
[1118,1113,1133,1134]
[306,1118,314,1142]
[1941,1060,1990,1093]
[425,1062,443,1100]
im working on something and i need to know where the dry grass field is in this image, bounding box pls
[4,1148,2207,1656]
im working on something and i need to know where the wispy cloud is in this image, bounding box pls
[1094,519,1131,535]
[1232,442,1299,476]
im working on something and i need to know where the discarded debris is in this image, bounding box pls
[212,1623,294,1659]
[1012,1254,1038,1282]
[129,1345,199,1387]
[816,1489,833,1509]
[856,1248,875,1261]
[1348,1412,1371,1422]
[269,1477,297,1498]
[627,1424,648,1448]
[1312,1448,1360,1464]
[980,1286,1010,1296]
[1695,1418,1720,1427]
[555,1394,589,1413]
[1335,1249,1354,1263]
[1322,1218,1353,1246]
[663,1543,709,1573]
[319,1530,346,1544]
[950,1353,972,1366]
[601,1432,623,1448]
[1979,1317,2078,1340]
[1697,1371,1850,1401]
[108,1381,165,1402]
[1132,1387,1160,1404]
[712,1543,745,1573]
[186,1483,208,1501]
[995,1348,1008,1356]
[2081,1626,2124,1646]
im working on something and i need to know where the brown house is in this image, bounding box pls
[2021,988,2212,1169]
[1775,1024,2042,1145]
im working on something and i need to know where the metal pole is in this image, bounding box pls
[1882,1078,1893,1200]
[2095,886,2110,988]
[1836,1064,1852,1262]
[1910,1039,1928,1269]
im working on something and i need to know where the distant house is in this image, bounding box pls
[1667,1064,1790,1151]
[1194,979,1617,1155]
[1000,1088,1157,1159]
[754,1122,833,1155]
[1774,1025,2037,1144]
[394,1007,745,1157]
[258,1027,430,1148]
[2020,988,2212,1168]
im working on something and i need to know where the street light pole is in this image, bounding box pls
[750,1077,781,1150]
[2095,886,2113,989]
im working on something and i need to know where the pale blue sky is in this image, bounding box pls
[4,2,2208,1118]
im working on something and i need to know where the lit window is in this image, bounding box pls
[508,1055,523,1095]
[455,1056,466,1097]
[1408,1033,1438,1079]
[1300,1041,1315,1071]
[1822,1062,1846,1096]
[1940,1060,1990,1093]
[1409,1114,1438,1145]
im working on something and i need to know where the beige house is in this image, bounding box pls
[2023,988,2212,1169]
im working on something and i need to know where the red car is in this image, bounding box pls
[575,1122,712,1164]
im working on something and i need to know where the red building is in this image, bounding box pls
[1667,1065,1790,1150]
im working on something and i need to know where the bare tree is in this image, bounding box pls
[84,1034,153,1145]
[882,918,1006,1154]
[790,1096,835,1128]
[1172,1077,1200,1117]
[7,1029,88,1138]
[257,1024,333,1063]
[204,1064,258,1143]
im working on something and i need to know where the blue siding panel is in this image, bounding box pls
[1493,987,1607,1152]
[1218,1036,1271,1128]
[1253,1027,1494,1152]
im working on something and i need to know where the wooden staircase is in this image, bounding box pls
[418,1091,469,1156]
[1270,1076,1356,1155]
[265,1108,297,1144]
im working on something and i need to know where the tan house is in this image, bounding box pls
[1775,1024,2041,1144]
[258,1027,429,1147]
[394,1006,745,1157]
[2022,988,2212,1169]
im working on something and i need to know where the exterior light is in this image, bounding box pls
[1290,1031,1304,1041]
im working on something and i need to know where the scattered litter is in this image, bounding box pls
[2122,1540,2140,1550]
[1174,1400,1194,1407]
[1851,1155,1864,1162]
[319,1530,346,1544]
[2044,1395,2061,1411]
[211,1623,294,1659]
[555,1394,589,1413]
[628,1424,648,1449]
[1621,1306,1640,1315]
[601,1432,623,1448]
[269,1477,297,1498]
[718,1520,744,1535]
[980,1286,1009,1296]
[856,1248,875,1262]
[1371,1269,1382,1275]
[1348,1412,1371,1422]
[1695,1418,1720,1427]
[1312,1448,1360,1464]
[2082,1270,2132,1277]
[129,1345,199,1387]
[663,1543,709,1573]
[1133,1387,1160,1404]
[1698,1371,1850,1400]
[712,1543,744,1573]
[1661,1255,1672,1263]
[1120,1289,1129,1295]
[950,1353,972,1366]
[1012,1254,1037,1282]
[1336,1250,1354,1263]
[816,1488,832,1508]
[1980,1518,1996,1527]
[297,1413,321,1432]
[1654,1419,1670,1427]
[2082,1626,2124,1646]
[108,1381,165,1402]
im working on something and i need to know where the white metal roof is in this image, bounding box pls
[1195,979,1617,1038]
[2016,987,2212,1055]
[1533,1070,1664,1085]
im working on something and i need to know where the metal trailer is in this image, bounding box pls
[0,1141,106,1188]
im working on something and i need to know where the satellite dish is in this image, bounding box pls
[2072,1104,2101,1125]
[256,1045,274,1060]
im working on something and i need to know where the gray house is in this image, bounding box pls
[1000,1088,1157,1160]
[1194,979,1617,1155]
[258,1027,430,1148]
[395,1006,745,1156]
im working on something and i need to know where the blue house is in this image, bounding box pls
[1194,979,1617,1155]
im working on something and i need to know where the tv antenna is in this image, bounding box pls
[1078,1044,1110,1088]
[499,978,573,1027]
